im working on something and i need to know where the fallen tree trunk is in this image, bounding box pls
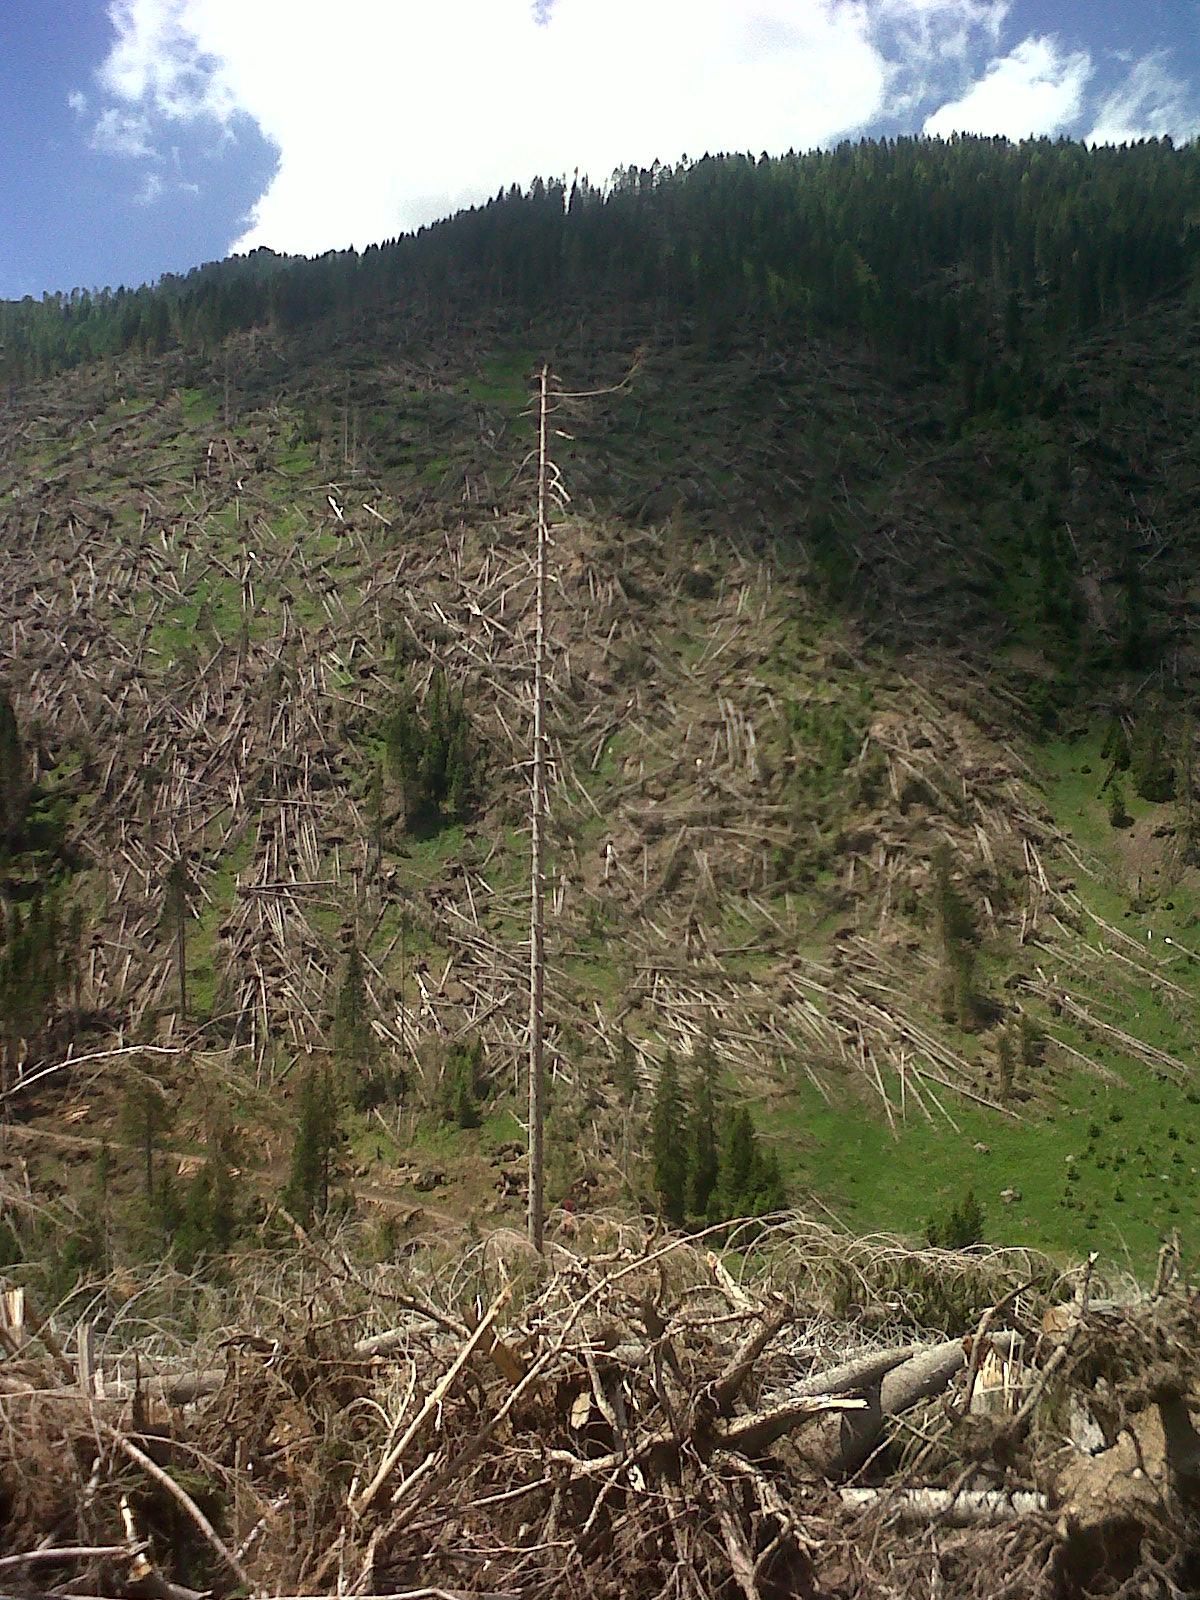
[840,1487,1050,1527]
[798,1331,1021,1479]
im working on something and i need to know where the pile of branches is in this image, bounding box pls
[1,1215,1198,1599]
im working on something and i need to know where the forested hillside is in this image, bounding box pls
[6,135,1200,384]
[3,134,1200,1280]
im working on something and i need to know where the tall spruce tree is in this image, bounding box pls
[287,1063,336,1226]
[650,1050,687,1225]
[717,1107,785,1219]
[384,670,478,831]
[687,1045,719,1220]
[1180,711,1196,848]
[933,844,981,1026]
[334,936,380,1108]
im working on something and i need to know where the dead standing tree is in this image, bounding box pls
[527,359,636,1249]
[528,363,551,1252]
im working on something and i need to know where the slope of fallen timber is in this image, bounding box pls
[3,288,1200,1265]
[1,1218,1197,1600]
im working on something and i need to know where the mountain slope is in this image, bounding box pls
[3,151,1200,1276]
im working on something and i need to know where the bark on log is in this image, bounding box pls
[798,1331,1020,1479]
[839,1487,1050,1526]
[790,1343,921,1399]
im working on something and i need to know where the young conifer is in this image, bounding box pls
[287,1063,336,1226]
[687,1045,719,1220]
[650,1050,687,1225]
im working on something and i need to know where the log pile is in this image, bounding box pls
[0,1216,1197,1599]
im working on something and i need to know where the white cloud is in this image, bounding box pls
[192,0,893,257]
[99,0,236,121]
[89,1,1106,259]
[79,0,917,257]
[68,89,88,116]
[924,35,1092,140]
[134,170,167,205]
[1087,51,1199,146]
[873,0,1011,119]
[90,105,158,158]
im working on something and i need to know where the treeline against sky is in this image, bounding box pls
[3,135,1199,389]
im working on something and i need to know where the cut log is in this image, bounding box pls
[798,1332,1021,1479]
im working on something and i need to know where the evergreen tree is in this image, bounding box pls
[932,844,981,1026]
[650,1050,687,1225]
[926,1187,985,1249]
[439,1036,484,1128]
[1131,706,1175,802]
[686,1044,719,1219]
[370,759,385,894]
[287,1063,337,1226]
[613,1029,639,1104]
[67,900,85,1040]
[335,939,372,1060]
[1108,775,1132,829]
[721,1107,757,1213]
[384,670,479,830]
[384,692,419,817]
[119,1072,164,1199]
[717,1107,785,1218]
[173,1128,237,1268]
[1101,716,1132,772]
[0,889,70,1075]
[1179,711,1196,849]
[997,1027,1015,1101]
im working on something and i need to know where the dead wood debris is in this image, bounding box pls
[0,1216,1196,1599]
[6,339,1200,1168]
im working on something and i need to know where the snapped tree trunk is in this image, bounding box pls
[528,362,550,1253]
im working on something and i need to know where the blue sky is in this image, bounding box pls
[2,0,1198,301]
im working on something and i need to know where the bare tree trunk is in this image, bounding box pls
[528,363,549,1253]
[398,907,406,1066]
